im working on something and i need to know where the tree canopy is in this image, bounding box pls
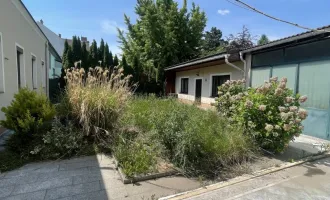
[118,0,207,85]
[258,34,270,45]
[226,26,255,52]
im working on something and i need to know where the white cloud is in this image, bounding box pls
[217,9,230,16]
[100,20,125,35]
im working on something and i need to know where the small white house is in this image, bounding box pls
[0,0,55,120]
[165,53,245,106]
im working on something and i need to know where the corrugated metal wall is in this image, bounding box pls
[250,39,330,140]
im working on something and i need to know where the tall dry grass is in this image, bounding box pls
[65,67,133,145]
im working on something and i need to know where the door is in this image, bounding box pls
[195,79,202,103]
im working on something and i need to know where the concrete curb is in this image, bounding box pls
[114,158,179,184]
[159,152,330,200]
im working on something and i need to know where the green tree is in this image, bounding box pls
[202,27,227,55]
[113,55,119,67]
[109,51,114,68]
[81,42,89,71]
[103,43,110,68]
[98,39,105,66]
[71,36,81,62]
[118,0,206,90]
[89,40,98,67]
[65,46,74,68]
[226,26,255,52]
[121,55,133,76]
[62,40,70,69]
[258,34,270,45]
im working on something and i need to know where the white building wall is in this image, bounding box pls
[0,0,48,120]
[175,61,244,104]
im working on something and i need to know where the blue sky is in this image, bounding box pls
[23,0,330,56]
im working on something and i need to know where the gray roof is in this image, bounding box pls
[37,22,65,58]
[241,25,330,53]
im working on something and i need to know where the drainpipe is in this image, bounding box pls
[225,54,245,76]
[239,52,247,79]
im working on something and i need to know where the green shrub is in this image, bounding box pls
[114,138,157,177]
[0,88,55,154]
[120,97,255,176]
[30,118,86,160]
[215,77,308,153]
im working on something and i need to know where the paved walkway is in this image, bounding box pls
[183,156,330,200]
[0,155,201,200]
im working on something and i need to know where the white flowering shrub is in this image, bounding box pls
[215,77,308,153]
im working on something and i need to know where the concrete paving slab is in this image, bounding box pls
[11,177,72,195]
[0,190,46,200]
[71,190,109,200]
[44,181,101,200]
[0,185,14,198]
[182,157,330,200]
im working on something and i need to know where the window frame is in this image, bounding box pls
[15,43,25,89]
[209,73,231,98]
[0,32,4,93]
[31,53,37,89]
[180,77,189,94]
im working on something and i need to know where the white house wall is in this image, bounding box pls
[175,61,244,104]
[0,0,48,120]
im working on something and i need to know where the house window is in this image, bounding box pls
[211,75,230,97]
[0,33,4,92]
[32,55,37,89]
[16,45,24,89]
[180,78,189,94]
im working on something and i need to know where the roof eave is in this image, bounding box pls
[241,31,325,54]
[165,54,227,71]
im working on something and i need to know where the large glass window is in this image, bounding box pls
[272,64,297,92]
[251,67,271,88]
[180,78,188,94]
[252,49,283,67]
[298,60,330,109]
[211,75,230,97]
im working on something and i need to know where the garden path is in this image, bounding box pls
[0,154,201,200]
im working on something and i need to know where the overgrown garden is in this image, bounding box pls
[0,64,308,178]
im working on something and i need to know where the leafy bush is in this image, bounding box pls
[0,88,55,134]
[114,138,157,178]
[0,88,55,154]
[120,97,255,176]
[30,118,86,160]
[64,67,133,146]
[215,77,308,153]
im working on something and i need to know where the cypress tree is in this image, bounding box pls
[113,55,119,67]
[98,39,105,66]
[81,42,89,71]
[72,36,82,62]
[103,43,110,69]
[64,46,74,68]
[109,51,114,68]
[89,40,98,67]
[62,40,70,69]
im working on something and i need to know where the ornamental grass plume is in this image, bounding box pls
[65,66,134,145]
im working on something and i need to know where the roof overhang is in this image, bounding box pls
[165,53,226,71]
[241,26,330,54]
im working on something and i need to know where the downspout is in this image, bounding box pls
[225,54,245,75]
[239,52,247,79]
